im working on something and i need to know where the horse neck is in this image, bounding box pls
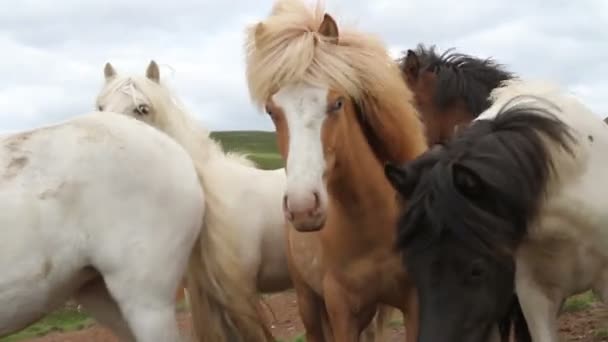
[440,104,476,141]
[326,120,399,237]
[159,106,223,164]
[158,106,243,205]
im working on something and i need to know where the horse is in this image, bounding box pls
[398,43,515,145]
[0,110,263,342]
[385,78,608,342]
[245,0,428,340]
[398,44,530,341]
[95,61,289,340]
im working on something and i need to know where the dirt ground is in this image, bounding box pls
[24,290,608,342]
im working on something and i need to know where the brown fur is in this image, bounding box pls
[401,56,474,145]
[399,46,514,145]
[245,0,428,340]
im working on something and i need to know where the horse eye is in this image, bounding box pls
[265,105,273,117]
[329,97,344,113]
[469,260,486,280]
[135,104,150,115]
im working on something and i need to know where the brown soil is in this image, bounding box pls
[23,290,608,342]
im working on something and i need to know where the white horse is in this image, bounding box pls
[0,111,269,342]
[95,62,291,298]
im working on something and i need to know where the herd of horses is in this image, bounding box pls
[1,0,607,341]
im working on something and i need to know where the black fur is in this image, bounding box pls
[395,96,575,258]
[399,43,515,116]
[388,96,576,342]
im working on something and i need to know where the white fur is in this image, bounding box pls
[272,83,329,215]
[96,68,291,293]
[478,78,608,341]
[0,111,203,341]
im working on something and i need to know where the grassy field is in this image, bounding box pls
[0,308,94,342]
[210,130,283,170]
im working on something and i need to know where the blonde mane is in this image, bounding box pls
[246,0,414,110]
[97,75,256,167]
[245,0,426,163]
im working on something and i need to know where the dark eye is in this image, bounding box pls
[469,260,486,281]
[329,97,344,113]
[265,105,273,117]
[97,105,104,111]
[135,104,150,116]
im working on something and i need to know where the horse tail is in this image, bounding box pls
[186,170,272,342]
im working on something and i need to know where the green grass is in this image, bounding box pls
[276,335,305,342]
[595,328,608,339]
[0,308,94,342]
[211,130,284,170]
[562,291,599,313]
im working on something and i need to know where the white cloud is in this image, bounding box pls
[0,0,605,132]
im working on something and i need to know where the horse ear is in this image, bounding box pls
[254,23,265,47]
[104,62,116,81]
[452,163,484,198]
[318,14,339,42]
[146,60,160,83]
[403,50,420,82]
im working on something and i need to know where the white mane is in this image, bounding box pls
[478,78,592,127]
[97,75,256,167]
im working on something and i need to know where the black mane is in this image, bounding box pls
[395,96,576,260]
[409,43,516,117]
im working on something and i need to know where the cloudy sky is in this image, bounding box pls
[0,0,606,132]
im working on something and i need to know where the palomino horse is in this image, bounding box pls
[398,44,530,341]
[386,78,608,341]
[0,111,236,341]
[95,62,287,340]
[245,0,427,340]
[398,43,515,145]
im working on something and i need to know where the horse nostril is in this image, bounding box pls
[312,191,320,211]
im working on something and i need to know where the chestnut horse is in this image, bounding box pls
[245,0,427,341]
[398,44,515,145]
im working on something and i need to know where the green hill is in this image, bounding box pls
[210,130,284,170]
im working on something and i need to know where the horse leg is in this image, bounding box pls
[361,305,395,342]
[323,275,376,342]
[592,269,608,304]
[100,268,183,342]
[74,278,136,341]
[515,276,559,341]
[403,286,419,342]
[320,306,334,341]
[360,315,376,342]
[293,279,326,342]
